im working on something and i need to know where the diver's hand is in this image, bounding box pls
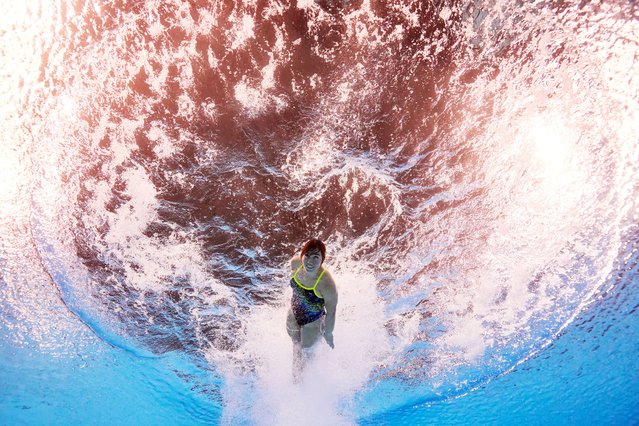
[324,332,334,349]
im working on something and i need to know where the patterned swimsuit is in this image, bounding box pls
[290,265,326,326]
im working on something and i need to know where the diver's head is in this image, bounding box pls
[300,238,326,271]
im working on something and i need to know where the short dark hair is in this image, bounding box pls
[300,239,326,264]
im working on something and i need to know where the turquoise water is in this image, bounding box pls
[1,0,638,424]
[0,339,221,425]
[2,237,638,424]
[362,236,639,424]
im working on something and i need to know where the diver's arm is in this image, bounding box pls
[320,274,338,348]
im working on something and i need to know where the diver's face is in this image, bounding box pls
[303,249,323,272]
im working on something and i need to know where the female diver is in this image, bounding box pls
[286,238,338,365]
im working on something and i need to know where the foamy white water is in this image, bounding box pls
[1,0,638,422]
[212,267,391,424]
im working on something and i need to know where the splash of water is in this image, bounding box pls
[1,0,638,421]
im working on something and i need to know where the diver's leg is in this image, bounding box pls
[286,309,301,343]
[300,318,322,348]
[287,309,304,381]
[292,341,304,383]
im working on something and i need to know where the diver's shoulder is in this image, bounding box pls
[290,256,302,270]
[318,267,337,299]
[320,267,335,285]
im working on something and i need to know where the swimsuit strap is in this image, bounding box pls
[292,265,326,298]
[313,268,327,290]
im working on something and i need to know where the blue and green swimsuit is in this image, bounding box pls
[290,265,326,326]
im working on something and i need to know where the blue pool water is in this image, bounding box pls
[362,234,639,424]
[1,0,638,424]
[2,235,638,424]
